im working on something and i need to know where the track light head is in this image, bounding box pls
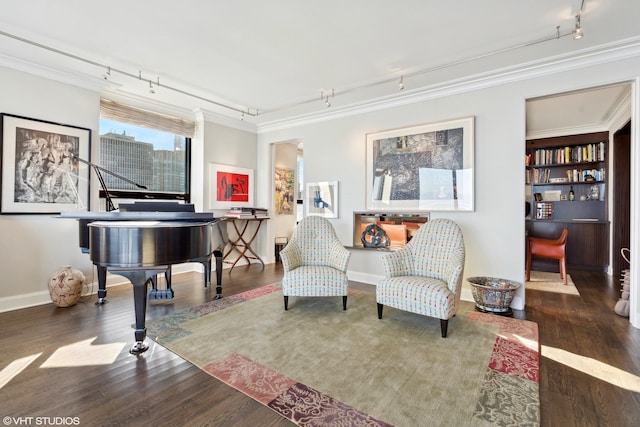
[148,81,155,94]
[321,89,334,107]
[573,14,583,40]
[398,76,404,90]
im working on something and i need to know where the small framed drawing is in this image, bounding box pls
[209,163,254,209]
[305,181,339,218]
[1,113,91,214]
[366,116,475,211]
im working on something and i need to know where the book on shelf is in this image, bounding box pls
[225,207,269,218]
[532,142,606,166]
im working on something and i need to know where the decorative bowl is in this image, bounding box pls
[467,276,521,315]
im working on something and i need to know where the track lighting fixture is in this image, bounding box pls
[573,14,583,40]
[321,89,335,107]
[0,12,591,121]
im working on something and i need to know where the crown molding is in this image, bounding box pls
[194,108,257,133]
[257,36,640,133]
[2,33,639,135]
[0,51,115,93]
[607,90,633,133]
[526,124,610,140]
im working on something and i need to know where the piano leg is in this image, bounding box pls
[200,251,223,300]
[95,266,108,305]
[214,250,223,299]
[113,268,167,355]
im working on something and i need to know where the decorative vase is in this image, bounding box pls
[467,276,521,317]
[48,265,85,307]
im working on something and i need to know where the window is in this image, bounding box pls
[98,100,195,205]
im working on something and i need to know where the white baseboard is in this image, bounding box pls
[0,263,212,313]
[347,271,381,285]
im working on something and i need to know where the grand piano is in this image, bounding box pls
[61,202,226,355]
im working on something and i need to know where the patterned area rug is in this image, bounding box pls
[526,270,580,295]
[147,285,540,426]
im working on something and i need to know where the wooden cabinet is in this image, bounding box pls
[526,131,610,271]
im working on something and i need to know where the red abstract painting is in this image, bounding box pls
[216,171,249,202]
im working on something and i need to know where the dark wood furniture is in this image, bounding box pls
[223,217,269,273]
[526,132,609,272]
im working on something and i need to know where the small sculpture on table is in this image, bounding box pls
[361,224,391,248]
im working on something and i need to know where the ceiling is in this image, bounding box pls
[0,1,638,127]
[526,83,632,138]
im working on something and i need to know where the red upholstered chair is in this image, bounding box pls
[526,228,569,284]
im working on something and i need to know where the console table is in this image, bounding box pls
[222,217,269,273]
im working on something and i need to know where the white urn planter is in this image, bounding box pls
[48,265,85,307]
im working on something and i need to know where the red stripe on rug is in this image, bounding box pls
[203,353,392,426]
[489,336,540,382]
[203,353,296,405]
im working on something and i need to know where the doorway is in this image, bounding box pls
[272,140,302,262]
[525,83,632,277]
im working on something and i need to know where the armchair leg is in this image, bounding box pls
[342,296,347,311]
[284,296,289,311]
[377,303,383,319]
[560,258,567,285]
[440,319,448,338]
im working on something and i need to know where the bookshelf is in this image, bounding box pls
[525,131,609,271]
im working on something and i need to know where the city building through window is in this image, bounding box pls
[98,100,193,204]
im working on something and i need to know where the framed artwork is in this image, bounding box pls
[366,116,475,211]
[274,167,295,215]
[209,163,254,209]
[305,181,339,218]
[1,114,91,214]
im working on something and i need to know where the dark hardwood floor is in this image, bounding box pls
[1,264,639,426]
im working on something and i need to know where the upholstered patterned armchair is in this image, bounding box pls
[280,216,351,310]
[376,218,465,337]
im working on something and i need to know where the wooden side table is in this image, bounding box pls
[222,217,269,273]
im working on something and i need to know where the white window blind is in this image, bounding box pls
[100,99,196,137]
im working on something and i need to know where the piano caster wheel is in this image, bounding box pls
[95,298,108,305]
[129,341,149,356]
[213,294,223,300]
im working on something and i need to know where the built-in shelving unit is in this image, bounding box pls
[525,131,610,271]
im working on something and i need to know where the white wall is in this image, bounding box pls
[201,119,258,216]
[0,66,100,310]
[256,54,640,313]
[198,117,261,269]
